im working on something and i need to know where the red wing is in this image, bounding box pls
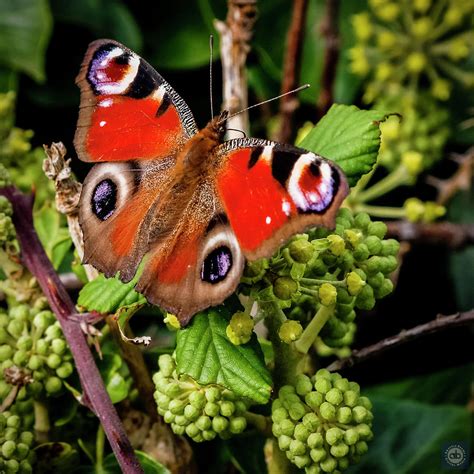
[214,139,349,260]
[74,39,197,163]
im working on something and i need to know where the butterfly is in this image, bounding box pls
[74,39,349,326]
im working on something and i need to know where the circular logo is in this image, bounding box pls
[443,443,467,467]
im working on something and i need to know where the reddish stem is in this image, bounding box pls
[0,186,143,474]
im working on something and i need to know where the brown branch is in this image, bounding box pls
[385,221,474,249]
[215,0,258,137]
[316,0,340,120]
[326,309,474,372]
[275,0,308,143]
[0,186,143,473]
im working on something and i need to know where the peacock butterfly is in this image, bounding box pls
[74,39,349,325]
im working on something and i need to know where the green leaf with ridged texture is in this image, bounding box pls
[77,273,146,314]
[298,104,389,187]
[347,398,471,474]
[176,307,272,404]
[103,451,170,474]
[0,0,52,82]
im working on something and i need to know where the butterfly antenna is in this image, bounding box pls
[226,84,310,120]
[209,35,214,120]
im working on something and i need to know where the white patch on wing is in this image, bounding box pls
[282,200,292,216]
[287,153,334,212]
[152,85,167,102]
[261,145,274,163]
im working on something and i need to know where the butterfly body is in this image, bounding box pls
[75,39,349,325]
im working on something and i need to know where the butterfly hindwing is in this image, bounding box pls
[214,138,349,260]
[74,39,197,163]
[135,184,245,325]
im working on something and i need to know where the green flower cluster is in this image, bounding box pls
[272,370,373,473]
[0,304,74,400]
[377,91,450,172]
[0,409,35,474]
[350,0,474,103]
[242,209,399,349]
[0,92,53,205]
[153,354,248,442]
[0,195,15,246]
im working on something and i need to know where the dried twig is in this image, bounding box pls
[215,0,258,137]
[275,0,308,143]
[43,142,98,281]
[385,221,474,249]
[0,186,143,473]
[427,147,473,205]
[316,0,340,119]
[326,309,474,372]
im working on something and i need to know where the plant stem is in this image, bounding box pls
[244,412,272,437]
[355,165,410,203]
[294,304,335,354]
[353,204,406,219]
[96,424,105,473]
[0,186,143,474]
[33,400,50,443]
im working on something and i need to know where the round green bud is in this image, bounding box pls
[9,305,29,322]
[0,344,13,362]
[16,336,33,351]
[229,416,246,434]
[288,238,314,263]
[278,320,303,343]
[327,235,346,256]
[295,375,313,396]
[6,415,20,429]
[27,355,42,371]
[289,403,306,421]
[375,278,394,299]
[164,411,175,424]
[19,460,33,474]
[355,440,369,455]
[15,442,29,460]
[367,272,384,289]
[56,362,73,379]
[226,311,254,345]
[185,423,200,438]
[196,415,211,431]
[158,354,175,377]
[202,430,216,441]
[355,284,375,310]
[319,402,336,421]
[45,324,62,340]
[50,339,67,355]
[320,454,337,473]
[205,387,221,403]
[348,381,360,393]
[330,442,349,458]
[352,406,369,423]
[367,221,387,239]
[358,396,372,410]
[337,406,352,424]
[293,454,311,468]
[344,428,359,445]
[315,377,332,394]
[364,235,382,255]
[325,427,343,446]
[171,424,185,435]
[189,390,206,409]
[164,382,181,398]
[279,419,295,437]
[212,416,229,433]
[315,368,332,380]
[302,412,320,432]
[35,339,49,356]
[310,447,327,463]
[289,439,306,456]
[380,239,400,256]
[307,432,324,449]
[319,283,337,306]
[0,327,9,344]
[19,432,34,446]
[356,423,373,440]
[353,243,369,262]
[13,349,28,366]
[1,440,16,459]
[274,276,299,300]
[169,399,186,415]
[343,390,358,407]
[204,402,220,417]
[45,376,62,394]
[32,311,51,331]
[4,427,17,441]
[346,271,366,296]
[272,407,288,423]
[333,377,349,392]
[325,388,343,406]
[278,434,292,451]
[7,320,23,339]
[47,353,62,369]
[294,424,310,442]
[354,212,371,230]
[305,391,324,410]
[219,400,235,418]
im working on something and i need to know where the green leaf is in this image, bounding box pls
[298,104,388,187]
[77,273,146,314]
[176,308,272,404]
[34,442,79,474]
[364,363,474,406]
[0,0,52,82]
[97,352,130,404]
[347,398,471,474]
[102,451,170,474]
[34,204,72,270]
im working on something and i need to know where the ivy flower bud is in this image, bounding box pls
[226,311,254,345]
[278,320,303,344]
[319,283,337,306]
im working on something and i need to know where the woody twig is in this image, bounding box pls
[276,0,309,143]
[215,0,258,138]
